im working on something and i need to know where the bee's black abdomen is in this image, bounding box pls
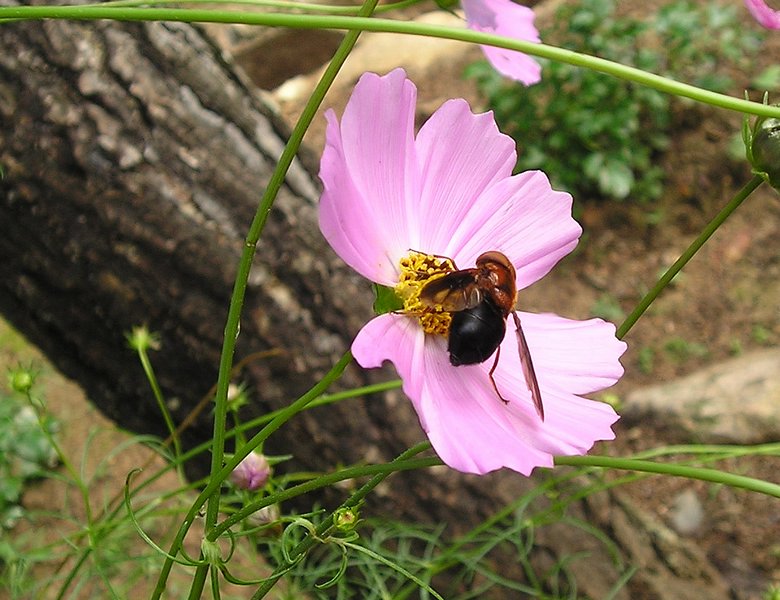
[447,298,506,366]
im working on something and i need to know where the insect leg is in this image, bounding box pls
[488,345,509,405]
[407,248,459,270]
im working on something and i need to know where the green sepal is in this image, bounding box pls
[372,284,404,315]
[750,116,780,190]
[744,93,780,192]
[433,0,458,10]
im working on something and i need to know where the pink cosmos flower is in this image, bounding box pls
[745,0,780,28]
[462,0,542,84]
[319,69,626,475]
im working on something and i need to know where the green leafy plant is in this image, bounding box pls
[0,371,59,531]
[637,346,655,375]
[590,293,625,322]
[663,336,709,363]
[468,0,763,203]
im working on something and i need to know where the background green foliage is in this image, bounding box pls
[468,0,763,203]
[0,374,58,532]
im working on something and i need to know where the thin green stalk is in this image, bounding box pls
[305,379,402,408]
[393,469,579,599]
[151,351,352,599]
[540,444,780,525]
[617,175,763,339]
[135,343,183,462]
[555,454,780,498]
[628,441,780,461]
[54,551,91,600]
[249,442,434,599]
[22,391,90,517]
[211,454,440,540]
[22,391,100,599]
[87,0,420,14]
[2,7,780,119]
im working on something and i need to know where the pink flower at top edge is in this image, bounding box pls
[318,69,626,475]
[745,0,780,29]
[462,0,542,84]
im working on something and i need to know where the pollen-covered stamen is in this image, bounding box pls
[396,251,455,336]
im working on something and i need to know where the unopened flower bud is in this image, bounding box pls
[230,451,271,491]
[9,367,34,394]
[749,115,780,190]
[333,506,360,532]
[225,382,249,412]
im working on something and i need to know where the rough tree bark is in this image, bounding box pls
[0,17,729,599]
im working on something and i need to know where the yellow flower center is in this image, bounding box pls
[395,251,455,336]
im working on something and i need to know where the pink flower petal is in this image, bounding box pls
[462,0,542,85]
[413,99,517,253]
[745,0,780,28]
[352,313,427,425]
[447,171,581,290]
[319,69,419,284]
[320,70,577,289]
[514,312,627,395]
[353,310,623,475]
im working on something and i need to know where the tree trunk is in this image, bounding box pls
[1,16,373,461]
[0,17,729,599]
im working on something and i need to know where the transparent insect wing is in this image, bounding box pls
[512,312,544,420]
[419,270,483,312]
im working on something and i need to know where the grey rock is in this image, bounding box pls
[670,489,705,535]
[624,349,780,443]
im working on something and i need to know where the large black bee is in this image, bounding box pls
[418,251,544,420]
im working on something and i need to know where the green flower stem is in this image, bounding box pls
[152,351,352,599]
[88,0,420,15]
[22,391,97,564]
[3,7,780,118]
[542,443,780,524]
[55,552,91,600]
[211,453,439,540]
[219,380,403,442]
[249,442,435,599]
[393,468,584,599]
[134,343,183,462]
[617,175,763,339]
[294,378,402,409]
[555,454,780,498]
[628,441,780,461]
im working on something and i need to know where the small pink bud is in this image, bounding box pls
[230,452,271,491]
